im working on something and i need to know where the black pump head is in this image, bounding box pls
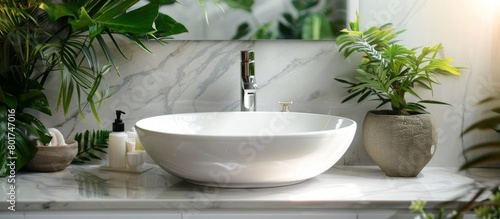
[112,110,126,132]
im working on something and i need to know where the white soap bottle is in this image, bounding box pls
[108,110,127,169]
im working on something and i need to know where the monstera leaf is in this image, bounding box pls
[0,91,52,176]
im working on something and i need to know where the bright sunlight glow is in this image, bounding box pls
[480,0,500,10]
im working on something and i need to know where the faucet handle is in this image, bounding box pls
[278,100,293,112]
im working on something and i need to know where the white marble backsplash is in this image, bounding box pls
[37,0,500,167]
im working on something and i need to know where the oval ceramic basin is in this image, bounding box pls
[135,112,356,188]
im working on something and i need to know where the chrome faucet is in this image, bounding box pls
[241,50,257,111]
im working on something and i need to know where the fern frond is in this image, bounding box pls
[72,129,111,164]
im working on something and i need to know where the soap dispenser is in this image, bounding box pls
[109,110,127,169]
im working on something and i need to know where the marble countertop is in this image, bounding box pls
[1,165,498,211]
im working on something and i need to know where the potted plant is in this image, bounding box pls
[0,0,188,176]
[335,14,461,176]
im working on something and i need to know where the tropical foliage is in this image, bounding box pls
[335,14,460,115]
[410,192,500,219]
[0,0,187,176]
[232,0,342,40]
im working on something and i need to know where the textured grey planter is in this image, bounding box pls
[363,110,437,177]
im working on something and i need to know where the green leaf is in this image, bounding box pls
[375,98,391,109]
[56,66,72,115]
[341,89,365,103]
[2,93,17,109]
[348,12,359,31]
[426,60,460,76]
[418,100,451,106]
[15,112,52,144]
[95,35,119,74]
[94,0,140,22]
[87,152,101,159]
[278,20,299,39]
[87,20,106,39]
[39,3,79,21]
[463,116,500,134]
[79,156,92,162]
[103,29,127,60]
[68,7,94,33]
[334,78,357,86]
[126,34,153,55]
[13,128,38,172]
[460,152,500,170]
[89,99,102,126]
[492,107,500,114]
[357,90,373,103]
[83,130,90,152]
[17,90,52,115]
[65,79,74,113]
[478,96,500,104]
[292,0,320,11]
[301,13,333,40]
[16,119,52,144]
[26,79,45,90]
[463,142,500,153]
[154,13,188,38]
[222,0,254,12]
[413,80,433,90]
[197,0,209,25]
[251,22,276,40]
[99,2,159,35]
[355,68,378,79]
[406,103,428,114]
[148,0,177,5]
[232,22,251,40]
[93,148,107,153]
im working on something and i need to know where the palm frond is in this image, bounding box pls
[334,16,460,115]
[461,97,500,170]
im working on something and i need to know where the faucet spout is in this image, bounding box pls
[241,50,257,111]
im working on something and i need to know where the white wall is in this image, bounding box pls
[38,0,500,167]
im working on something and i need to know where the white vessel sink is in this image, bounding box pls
[135,112,356,188]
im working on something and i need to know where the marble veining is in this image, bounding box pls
[1,165,498,211]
